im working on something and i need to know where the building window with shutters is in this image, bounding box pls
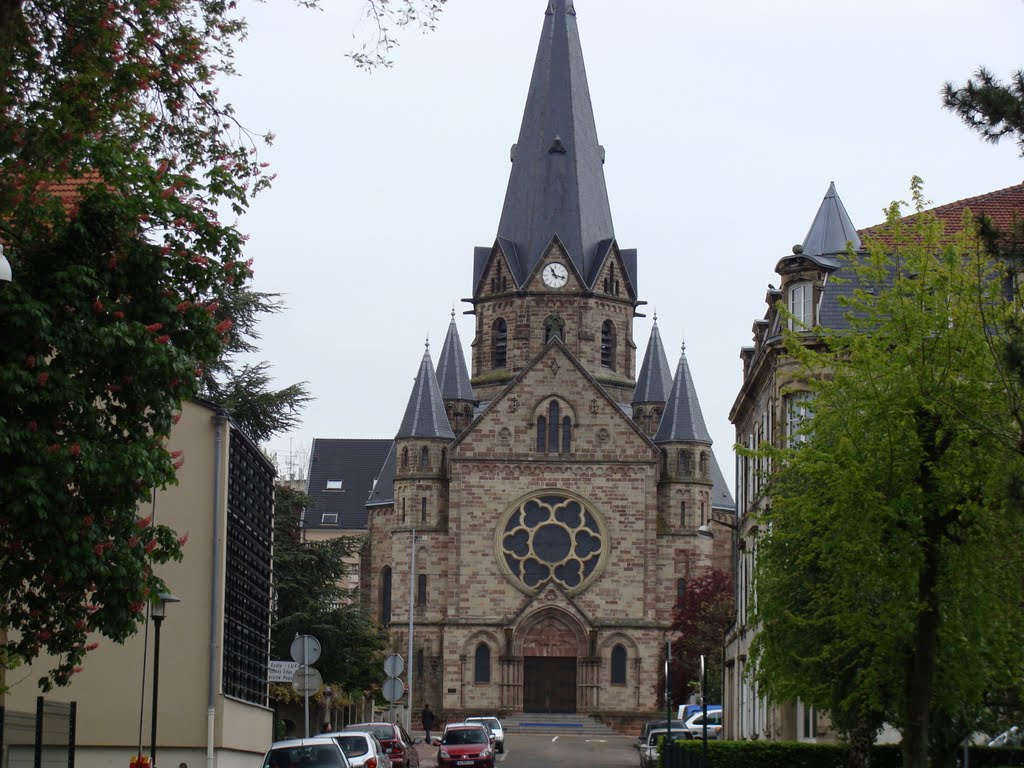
[474,643,491,683]
[610,644,627,685]
[493,318,508,369]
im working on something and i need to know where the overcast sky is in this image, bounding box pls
[223,0,1024,488]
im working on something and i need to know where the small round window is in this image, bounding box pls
[498,493,605,594]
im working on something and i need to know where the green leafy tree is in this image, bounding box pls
[668,569,734,707]
[1,0,442,689]
[271,485,387,694]
[750,180,1024,768]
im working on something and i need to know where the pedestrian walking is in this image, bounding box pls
[421,704,436,744]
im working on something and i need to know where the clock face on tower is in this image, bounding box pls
[541,262,569,288]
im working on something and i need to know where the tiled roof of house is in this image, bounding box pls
[306,438,394,530]
[711,453,736,513]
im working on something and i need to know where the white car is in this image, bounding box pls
[326,731,393,768]
[261,738,352,768]
[463,717,505,753]
[680,709,723,740]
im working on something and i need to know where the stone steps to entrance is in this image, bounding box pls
[502,712,620,736]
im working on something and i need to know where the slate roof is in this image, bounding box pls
[396,343,456,440]
[710,453,736,513]
[436,313,475,402]
[489,0,623,291]
[776,181,861,272]
[366,441,397,508]
[305,438,394,529]
[633,319,673,406]
[654,342,713,445]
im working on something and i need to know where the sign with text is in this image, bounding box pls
[269,660,300,682]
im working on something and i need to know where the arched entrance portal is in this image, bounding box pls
[518,611,586,713]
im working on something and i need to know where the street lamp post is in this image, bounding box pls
[700,654,708,768]
[150,592,180,768]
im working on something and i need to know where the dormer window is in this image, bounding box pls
[325,480,343,491]
[789,282,814,330]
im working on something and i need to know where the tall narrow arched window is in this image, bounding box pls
[441,448,447,471]
[544,314,565,344]
[379,566,392,625]
[492,318,508,369]
[401,448,409,468]
[547,400,560,452]
[789,281,814,330]
[421,496,427,522]
[678,450,689,475]
[420,446,429,467]
[601,320,616,370]
[536,416,547,452]
[417,573,427,606]
[680,501,686,528]
[561,416,572,453]
[474,643,491,683]
[699,451,709,476]
[610,644,627,685]
[661,449,668,473]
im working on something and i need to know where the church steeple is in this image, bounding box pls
[494,0,615,288]
[777,181,861,272]
[396,341,456,440]
[436,311,477,434]
[654,342,712,445]
[633,317,673,406]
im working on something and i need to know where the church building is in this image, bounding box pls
[307,0,735,720]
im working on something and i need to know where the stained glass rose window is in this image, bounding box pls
[498,494,605,593]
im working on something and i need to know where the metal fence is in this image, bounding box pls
[0,697,76,768]
[663,740,708,768]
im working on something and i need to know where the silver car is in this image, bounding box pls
[463,717,504,753]
[262,738,351,768]
[327,731,392,768]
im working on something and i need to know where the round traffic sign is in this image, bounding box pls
[383,653,405,678]
[290,634,322,665]
[291,666,323,696]
[382,676,405,703]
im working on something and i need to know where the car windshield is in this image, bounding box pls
[443,729,487,745]
[335,737,369,758]
[347,726,394,742]
[266,745,345,768]
[468,718,500,730]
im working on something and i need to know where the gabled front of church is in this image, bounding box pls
[337,0,736,721]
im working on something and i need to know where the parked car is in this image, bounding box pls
[679,709,723,740]
[637,720,686,747]
[677,704,722,721]
[989,725,1023,747]
[261,738,351,768]
[326,731,392,768]
[342,723,419,768]
[464,716,505,753]
[638,728,669,768]
[437,723,495,768]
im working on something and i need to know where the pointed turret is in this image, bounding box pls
[494,0,615,288]
[654,342,712,445]
[396,341,456,440]
[436,310,477,433]
[632,317,673,437]
[778,182,861,271]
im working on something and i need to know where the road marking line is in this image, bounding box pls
[552,736,559,742]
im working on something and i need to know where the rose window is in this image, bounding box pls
[498,494,605,593]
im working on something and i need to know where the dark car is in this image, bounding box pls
[437,723,494,768]
[342,724,419,768]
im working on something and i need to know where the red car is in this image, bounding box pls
[342,723,419,768]
[437,724,494,768]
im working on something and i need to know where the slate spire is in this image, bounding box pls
[396,340,456,440]
[632,316,673,405]
[495,0,615,288]
[654,341,713,445]
[436,310,475,402]
[780,182,861,271]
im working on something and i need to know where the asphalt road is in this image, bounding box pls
[416,731,640,768]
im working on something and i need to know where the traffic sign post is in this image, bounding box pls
[290,634,323,737]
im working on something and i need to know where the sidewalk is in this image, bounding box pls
[414,740,437,768]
